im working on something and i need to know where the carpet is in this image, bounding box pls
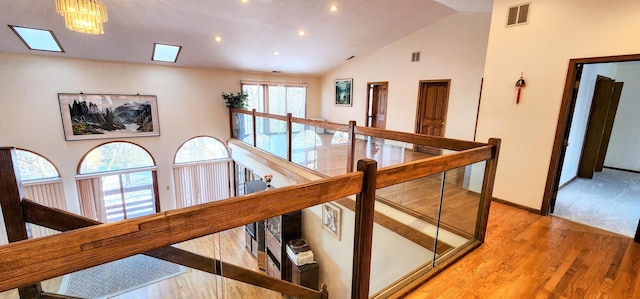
[554,168,640,237]
[58,254,186,299]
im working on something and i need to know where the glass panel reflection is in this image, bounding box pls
[353,137,441,168]
[434,161,486,265]
[232,112,253,144]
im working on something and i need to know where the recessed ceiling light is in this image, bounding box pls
[330,5,338,12]
[215,36,222,42]
[298,30,306,36]
[152,43,181,63]
[9,25,63,52]
[241,0,249,3]
[274,51,280,55]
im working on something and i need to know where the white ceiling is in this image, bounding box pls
[0,0,493,76]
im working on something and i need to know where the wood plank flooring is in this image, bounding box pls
[405,201,640,298]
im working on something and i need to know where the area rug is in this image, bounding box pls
[58,254,186,299]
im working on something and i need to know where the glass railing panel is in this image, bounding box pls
[310,129,349,176]
[352,136,446,168]
[312,200,354,298]
[232,112,253,144]
[291,125,323,171]
[369,177,439,296]
[376,171,445,219]
[434,161,487,265]
[214,228,284,298]
[255,116,287,159]
[42,252,212,298]
[237,200,353,298]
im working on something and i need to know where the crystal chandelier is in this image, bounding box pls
[55,0,108,34]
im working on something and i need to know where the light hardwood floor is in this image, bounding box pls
[406,201,640,298]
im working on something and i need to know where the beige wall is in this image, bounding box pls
[0,52,320,215]
[477,0,640,210]
[319,12,491,141]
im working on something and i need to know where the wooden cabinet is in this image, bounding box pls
[265,211,301,282]
[291,263,319,290]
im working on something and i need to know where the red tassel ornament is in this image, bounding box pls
[515,73,526,104]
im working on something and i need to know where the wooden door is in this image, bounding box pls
[415,80,450,153]
[366,82,388,129]
[577,76,615,178]
[595,81,624,171]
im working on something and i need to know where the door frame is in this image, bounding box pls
[365,81,388,128]
[542,53,640,215]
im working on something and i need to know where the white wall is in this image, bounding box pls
[319,12,491,141]
[0,52,320,217]
[559,63,618,186]
[604,61,640,170]
[476,0,640,210]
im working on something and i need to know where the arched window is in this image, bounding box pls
[16,149,66,239]
[175,136,229,164]
[173,137,232,208]
[16,149,60,182]
[77,142,158,223]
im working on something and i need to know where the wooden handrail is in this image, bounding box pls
[376,145,494,189]
[290,116,351,132]
[354,126,486,151]
[229,109,485,157]
[0,171,363,292]
[22,199,323,298]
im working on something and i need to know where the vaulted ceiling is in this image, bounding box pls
[0,0,492,75]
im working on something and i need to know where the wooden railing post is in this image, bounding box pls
[287,113,293,161]
[229,108,234,139]
[252,109,257,147]
[0,147,42,298]
[347,120,357,173]
[351,158,377,299]
[475,138,501,241]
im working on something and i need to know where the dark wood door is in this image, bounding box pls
[415,80,449,153]
[366,82,388,129]
[577,76,615,178]
[595,81,623,171]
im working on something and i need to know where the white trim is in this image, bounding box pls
[22,177,63,186]
[172,158,232,168]
[241,80,308,87]
[76,166,158,180]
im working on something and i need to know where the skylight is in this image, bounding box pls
[152,43,181,63]
[9,25,63,52]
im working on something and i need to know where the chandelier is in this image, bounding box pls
[55,0,108,34]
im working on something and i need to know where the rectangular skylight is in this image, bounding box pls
[152,43,181,63]
[9,25,63,52]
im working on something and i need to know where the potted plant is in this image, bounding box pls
[221,92,249,109]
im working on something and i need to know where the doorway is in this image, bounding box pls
[414,80,450,153]
[543,54,640,237]
[366,82,388,129]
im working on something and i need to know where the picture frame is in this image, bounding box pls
[322,203,342,240]
[58,93,160,141]
[335,78,353,106]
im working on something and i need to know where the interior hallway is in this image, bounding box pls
[552,168,640,237]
